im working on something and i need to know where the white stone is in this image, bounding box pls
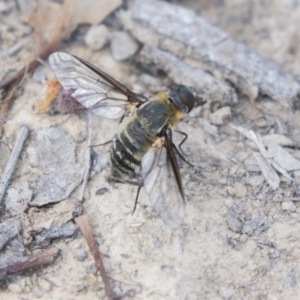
[110,31,139,61]
[85,24,109,51]
[8,283,22,294]
[281,201,297,212]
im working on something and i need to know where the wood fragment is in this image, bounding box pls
[253,152,280,190]
[126,0,300,106]
[0,125,29,203]
[266,142,300,172]
[0,248,59,279]
[138,45,237,105]
[229,124,268,157]
[75,214,114,300]
[230,124,296,183]
[230,124,281,189]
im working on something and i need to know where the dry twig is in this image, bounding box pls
[0,125,29,203]
[0,248,60,279]
[75,214,114,300]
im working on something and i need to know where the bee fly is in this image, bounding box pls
[48,52,196,228]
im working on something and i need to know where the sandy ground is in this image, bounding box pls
[1,0,300,299]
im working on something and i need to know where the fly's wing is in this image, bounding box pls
[48,52,145,119]
[141,134,185,229]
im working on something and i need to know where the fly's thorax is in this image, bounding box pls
[136,94,183,137]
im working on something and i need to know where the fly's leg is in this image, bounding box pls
[172,142,194,167]
[133,186,142,214]
[89,140,112,148]
[107,176,143,215]
[174,130,188,156]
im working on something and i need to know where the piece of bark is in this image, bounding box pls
[253,152,280,190]
[266,142,300,172]
[125,0,300,107]
[138,45,237,105]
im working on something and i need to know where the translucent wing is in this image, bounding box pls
[48,52,145,119]
[141,134,185,228]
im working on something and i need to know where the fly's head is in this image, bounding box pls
[167,84,196,114]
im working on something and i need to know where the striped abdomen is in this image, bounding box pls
[110,99,173,178]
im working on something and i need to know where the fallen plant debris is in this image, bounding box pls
[75,214,114,300]
[0,125,29,203]
[0,248,60,279]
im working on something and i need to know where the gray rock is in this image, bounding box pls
[284,268,298,288]
[28,126,84,206]
[0,218,20,250]
[85,24,109,51]
[34,221,77,247]
[110,31,139,61]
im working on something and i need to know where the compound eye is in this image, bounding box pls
[179,90,195,113]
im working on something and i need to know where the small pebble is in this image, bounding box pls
[95,187,109,196]
[86,264,97,274]
[281,201,297,212]
[85,24,109,51]
[38,277,52,292]
[33,65,48,84]
[110,31,139,61]
[209,106,231,125]
[224,198,233,207]
[32,290,45,298]
[234,182,247,198]
[75,249,88,261]
[227,214,243,233]
[8,283,22,294]
[240,234,248,243]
